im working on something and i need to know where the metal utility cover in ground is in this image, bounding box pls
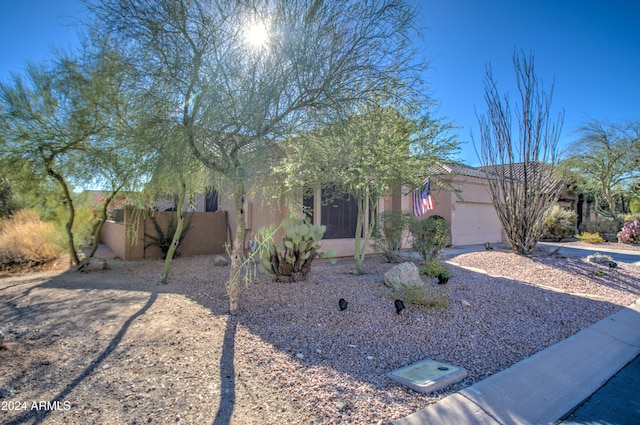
[387,359,467,394]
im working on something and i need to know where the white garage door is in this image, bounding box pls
[452,202,503,246]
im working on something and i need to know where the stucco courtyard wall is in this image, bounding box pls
[100,208,228,260]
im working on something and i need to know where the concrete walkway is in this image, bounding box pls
[395,242,640,425]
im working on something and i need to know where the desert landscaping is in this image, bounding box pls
[1,243,639,425]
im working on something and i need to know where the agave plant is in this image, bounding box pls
[258,216,335,282]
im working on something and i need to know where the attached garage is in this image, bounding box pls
[451,202,503,245]
[416,165,505,247]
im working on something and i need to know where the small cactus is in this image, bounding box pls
[259,216,335,282]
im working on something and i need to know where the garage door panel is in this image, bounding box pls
[452,202,503,245]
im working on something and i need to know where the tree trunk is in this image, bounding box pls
[160,183,187,284]
[353,197,365,275]
[88,187,122,258]
[228,183,246,315]
[353,191,375,275]
[48,167,79,266]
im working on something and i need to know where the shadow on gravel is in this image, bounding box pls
[3,292,158,425]
[1,250,634,424]
[212,315,237,425]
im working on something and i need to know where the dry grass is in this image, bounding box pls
[0,210,65,272]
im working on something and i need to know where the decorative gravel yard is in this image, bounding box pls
[1,243,639,424]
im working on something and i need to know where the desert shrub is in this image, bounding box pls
[542,206,576,241]
[578,218,621,235]
[144,211,193,258]
[418,257,450,279]
[0,210,65,271]
[622,213,640,222]
[410,215,450,263]
[617,220,640,244]
[258,216,335,282]
[575,232,605,244]
[373,210,412,263]
[393,284,448,309]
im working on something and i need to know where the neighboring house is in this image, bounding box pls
[476,162,596,227]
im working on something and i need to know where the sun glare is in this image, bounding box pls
[244,23,269,48]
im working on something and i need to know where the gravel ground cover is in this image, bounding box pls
[1,245,639,424]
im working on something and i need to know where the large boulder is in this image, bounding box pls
[384,262,424,291]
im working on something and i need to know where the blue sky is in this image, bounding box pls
[1,0,638,166]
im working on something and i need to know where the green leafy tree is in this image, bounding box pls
[563,120,640,218]
[475,50,565,255]
[0,53,123,266]
[0,177,18,218]
[86,0,434,313]
[280,105,457,275]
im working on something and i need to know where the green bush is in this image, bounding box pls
[373,210,412,263]
[258,216,335,282]
[575,232,605,244]
[578,218,621,235]
[410,215,450,263]
[419,257,450,278]
[542,206,577,241]
[393,284,448,309]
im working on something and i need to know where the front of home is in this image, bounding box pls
[100,163,594,259]
[218,164,507,256]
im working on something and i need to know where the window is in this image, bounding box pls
[205,188,218,212]
[321,188,358,239]
[302,193,314,223]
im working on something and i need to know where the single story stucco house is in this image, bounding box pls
[100,163,594,260]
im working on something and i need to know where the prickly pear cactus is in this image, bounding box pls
[259,216,336,282]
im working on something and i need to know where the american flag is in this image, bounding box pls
[413,178,434,217]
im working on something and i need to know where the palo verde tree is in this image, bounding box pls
[72,43,151,260]
[0,51,125,266]
[280,104,457,275]
[563,119,640,218]
[474,50,565,255]
[86,0,430,314]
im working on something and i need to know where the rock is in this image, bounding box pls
[0,328,4,347]
[77,258,108,273]
[461,300,471,308]
[212,255,230,266]
[383,262,423,291]
[0,385,15,398]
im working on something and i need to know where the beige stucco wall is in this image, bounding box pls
[219,185,390,258]
[100,207,228,260]
[100,220,127,260]
[412,175,504,246]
